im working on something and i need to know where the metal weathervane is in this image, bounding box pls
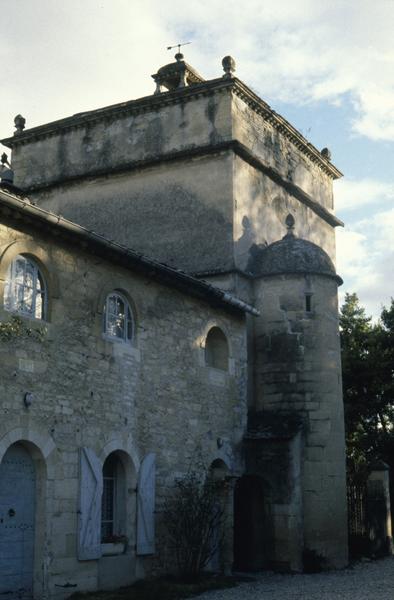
[167,42,191,54]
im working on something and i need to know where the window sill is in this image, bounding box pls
[102,333,132,344]
[101,542,126,556]
[0,308,51,340]
[101,337,141,361]
[1,307,47,324]
[206,366,228,387]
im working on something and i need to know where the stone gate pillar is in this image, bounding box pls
[367,460,393,556]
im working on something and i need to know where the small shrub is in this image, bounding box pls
[163,467,225,578]
[0,315,46,342]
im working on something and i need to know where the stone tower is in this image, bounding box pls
[244,217,347,569]
[1,53,348,570]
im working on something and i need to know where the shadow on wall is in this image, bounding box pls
[234,216,262,271]
[39,184,234,274]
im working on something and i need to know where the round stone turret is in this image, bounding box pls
[250,214,347,569]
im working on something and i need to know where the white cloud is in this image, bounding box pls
[164,0,394,142]
[337,208,394,318]
[0,0,172,139]
[353,86,394,141]
[334,178,394,212]
[1,0,394,143]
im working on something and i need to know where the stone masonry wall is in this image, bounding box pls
[232,95,335,210]
[8,84,339,280]
[233,156,337,266]
[0,218,248,598]
[33,152,235,274]
[10,91,233,190]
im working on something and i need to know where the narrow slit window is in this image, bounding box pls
[305,294,313,313]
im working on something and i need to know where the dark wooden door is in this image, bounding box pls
[233,476,266,571]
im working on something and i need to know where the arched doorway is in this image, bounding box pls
[233,475,267,571]
[0,443,36,597]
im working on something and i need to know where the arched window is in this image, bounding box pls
[205,327,229,371]
[103,291,133,343]
[4,255,46,320]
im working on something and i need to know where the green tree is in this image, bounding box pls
[340,294,394,479]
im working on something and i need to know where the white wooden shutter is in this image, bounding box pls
[136,452,156,555]
[78,447,103,560]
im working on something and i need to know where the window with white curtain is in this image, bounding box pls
[4,255,47,320]
[103,291,133,343]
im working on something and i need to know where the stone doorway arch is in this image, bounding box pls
[233,475,267,571]
[0,443,37,598]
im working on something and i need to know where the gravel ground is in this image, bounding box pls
[191,557,394,600]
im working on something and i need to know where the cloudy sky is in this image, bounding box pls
[0,0,393,318]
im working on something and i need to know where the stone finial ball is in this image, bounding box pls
[222,56,236,76]
[285,213,295,229]
[321,147,332,160]
[14,114,26,132]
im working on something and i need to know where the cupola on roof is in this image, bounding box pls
[152,49,205,94]
[248,214,343,284]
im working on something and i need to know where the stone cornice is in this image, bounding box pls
[20,140,343,228]
[1,79,230,147]
[232,141,344,227]
[1,78,342,179]
[230,79,342,179]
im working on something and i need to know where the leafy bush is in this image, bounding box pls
[163,467,225,578]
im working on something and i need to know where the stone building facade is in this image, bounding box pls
[0,52,348,597]
[0,186,251,598]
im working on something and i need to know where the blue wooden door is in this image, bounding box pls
[0,443,36,599]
